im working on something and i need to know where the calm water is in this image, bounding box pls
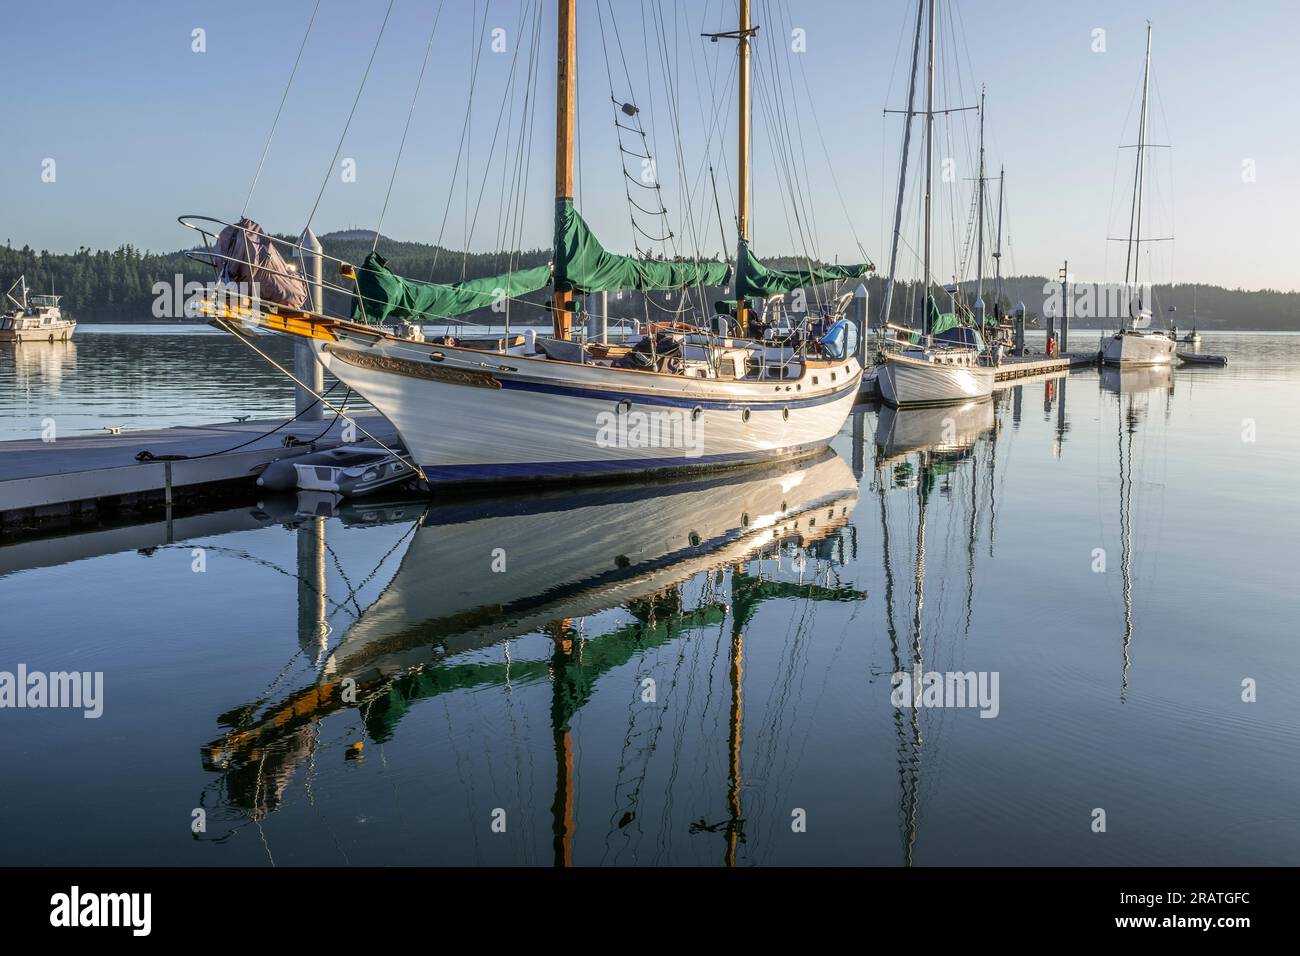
[2,328,1298,866]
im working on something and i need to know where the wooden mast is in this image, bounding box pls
[735,0,752,336]
[552,0,576,339]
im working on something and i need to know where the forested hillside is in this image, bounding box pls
[2,234,1296,329]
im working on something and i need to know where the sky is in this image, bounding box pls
[2,0,1296,291]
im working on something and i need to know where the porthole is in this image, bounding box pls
[741,513,750,527]
[741,408,751,423]
[782,407,790,421]
[617,398,632,413]
[691,406,703,421]
[688,532,701,547]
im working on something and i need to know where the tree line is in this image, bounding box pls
[2,235,1297,329]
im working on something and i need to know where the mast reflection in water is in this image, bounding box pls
[5,334,1298,866]
[199,452,862,865]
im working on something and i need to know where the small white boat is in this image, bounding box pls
[1181,329,1201,346]
[258,443,415,497]
[0,276,75,343]
[878,345,994,407]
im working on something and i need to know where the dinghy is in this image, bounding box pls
[1176,351,1226,367]
[258,443,415,497]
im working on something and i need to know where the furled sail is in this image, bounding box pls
[552,200,730,294]
[351,251,551,324]
[734,239,872,300]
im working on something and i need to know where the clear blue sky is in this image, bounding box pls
[2,0,1295,290]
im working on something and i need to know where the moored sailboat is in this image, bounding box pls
[877,0,993,407]
[188,0,870,486]
[1102,24,1176,368]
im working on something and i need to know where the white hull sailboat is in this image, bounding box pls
[874,0,993,409]
[192,0,870,486]
[1101,328,1175,367]
[304,324,860,483]
[1104,24,1177,369]
[879,348,994,407]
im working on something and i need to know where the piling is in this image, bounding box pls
[1060,260,1071,353]
[852,283,869,366]
[296,229,325,422]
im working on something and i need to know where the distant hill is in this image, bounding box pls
[2,234,1298,329]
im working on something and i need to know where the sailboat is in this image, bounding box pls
[1181,288,1202,345]
[877,0,994,408]
[1102,24,1176,368]
[187,0,870,486]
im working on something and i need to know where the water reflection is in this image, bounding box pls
[873,401,999,865]
[1100,364,1174,700]
[5,339,78,388]
[199,452,863,864]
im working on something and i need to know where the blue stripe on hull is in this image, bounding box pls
[421,442,830,484]
[499,375,859,411]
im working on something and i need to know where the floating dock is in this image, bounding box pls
[992,351,1100,382]
[0,411,398,533]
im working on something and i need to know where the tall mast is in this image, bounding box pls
[993,165,1005,313]
[1123,22,1153,322]
[881,0,925,330]
[552,0,576,339]
[735,0,753,335]
[922,0,935,334]
[975,86,986,321]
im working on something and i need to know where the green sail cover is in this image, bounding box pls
[351,251,551,324]
[553,199,730,294]
[735,239,872,300]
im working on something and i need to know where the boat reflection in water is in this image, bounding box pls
[1100,363,1174,399]
[200,451,863,864]
[1100,362,1173,699]
[872,400,998,864]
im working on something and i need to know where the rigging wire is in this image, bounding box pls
[303,0,396,235]
[242,0,323,218]
[372,0,448,252]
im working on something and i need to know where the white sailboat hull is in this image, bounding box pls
[313,332,862,484]
[1102,330,1176,367]
[878,352,995,407]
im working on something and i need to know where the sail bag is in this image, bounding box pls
[214,218,309,308]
